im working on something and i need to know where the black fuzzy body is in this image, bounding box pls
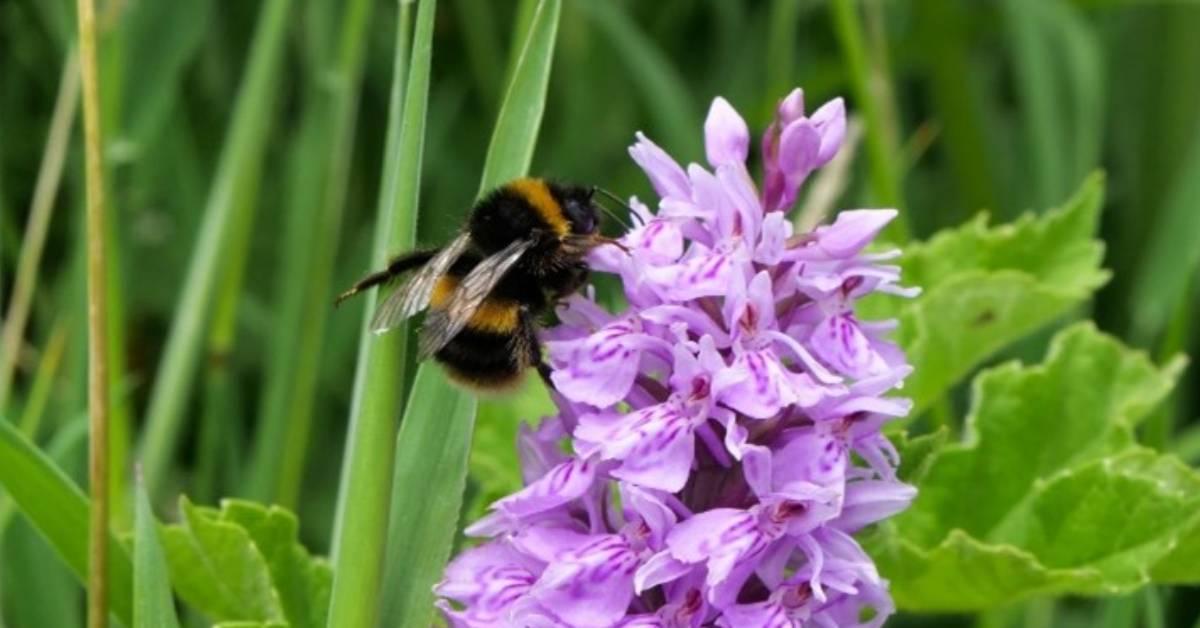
[427,178,601,390]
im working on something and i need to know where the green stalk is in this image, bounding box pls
[269,0,374,509]
[0,51,78,411]
[137,0,292,499]
[76,0,112,622]
[17,323,69,440]
[325,0,425,625]
[830,0,908,241]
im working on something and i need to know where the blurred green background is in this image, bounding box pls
[2,0,1199,626]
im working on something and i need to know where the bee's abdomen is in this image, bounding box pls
[435,327,526,390]
[428,274,531,390]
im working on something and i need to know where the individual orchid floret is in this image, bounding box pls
[439,87,917,627]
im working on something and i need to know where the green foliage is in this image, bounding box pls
[380,366,478,627]
[134,479,181,628]
[0,419,132,624]
[872,324,1194,611]
[161,497,330,627]
[5,1,1200,627]
[861,174,1109,416]
[465,379,555,525]
[477,0,562,192]
[324,0,430,625]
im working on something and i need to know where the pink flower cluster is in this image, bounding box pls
[437,89,918,627]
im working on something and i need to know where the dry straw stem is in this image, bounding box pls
[0,52,79,410]
[76,0,112,623]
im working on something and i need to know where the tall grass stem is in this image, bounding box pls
[0,52,78,410]
[76,0,111,621]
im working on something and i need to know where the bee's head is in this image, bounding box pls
[550,183,601,235]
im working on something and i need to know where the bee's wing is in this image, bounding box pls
[370,232,473,334]
[417,237,535,358]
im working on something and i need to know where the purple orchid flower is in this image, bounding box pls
[438,89,917,626]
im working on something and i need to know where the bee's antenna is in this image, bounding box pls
[590,187,634,231]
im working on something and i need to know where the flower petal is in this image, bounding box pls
[630,131,691,201]
[532,535,639,627]
[704,97,750,167]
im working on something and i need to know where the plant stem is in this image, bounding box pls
[76,0,111,622]
[0,51,79,410]
[830,0,909,241]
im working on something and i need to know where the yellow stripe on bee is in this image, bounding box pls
[509,177,569,236]
[429,275,520,333]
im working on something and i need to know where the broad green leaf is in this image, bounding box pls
[892,426,948,484]
[134,478,181,628]
[380,365,478,627]
[161,497,283,624]
[214,623,287,628]
[221,501,332,628]
[0,419,133,624]
[870,323,1194,610]
[162,497,330,628]
[859,173,1108,415]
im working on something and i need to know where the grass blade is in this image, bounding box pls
[0,51,77,410]
[137,0,292,499]
[830,0,908,241]
[246,0,375,508]
[478,0,562,191]
[0,419,132,624]
[577,0,699,158]
[1131,126,1200,344]
[378,1,561,624]
[134,473,181,628]
[379,366,477,626]
[324,1,426,626]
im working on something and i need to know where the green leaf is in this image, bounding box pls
[380,365,478,627]
[214,623,287,628]
[324,0,429,626]
[477,0,562,192]
[870,323,1195,611]
[0,419,133,624]
[134,478,181,628]
[161,497,283,623]
[892,426,948,484]
[161,497,330,628]
[860,173,1109,415]
[221,501,332,628]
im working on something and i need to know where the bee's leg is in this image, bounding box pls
[536,361,554,389]
[552,262,590,301]
[334,248,438,306]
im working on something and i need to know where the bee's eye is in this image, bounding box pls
[565,198,597,234]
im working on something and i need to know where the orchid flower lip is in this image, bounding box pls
[439,88,916,627]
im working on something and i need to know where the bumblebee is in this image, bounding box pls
[335,177,625,391]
